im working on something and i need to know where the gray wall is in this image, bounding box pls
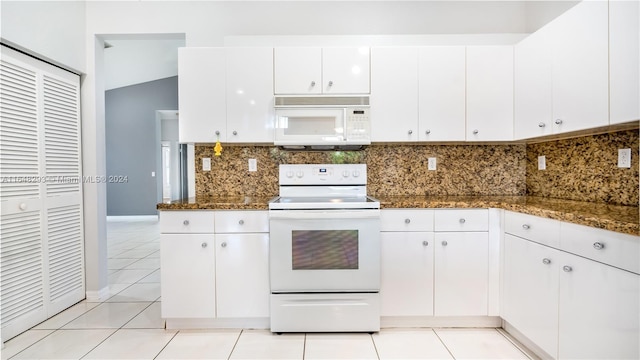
[106,76,178,215]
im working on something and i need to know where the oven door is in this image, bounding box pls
[269,209,380,292]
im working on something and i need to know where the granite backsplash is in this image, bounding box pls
[195,130,638,206]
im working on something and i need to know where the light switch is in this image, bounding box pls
[202,158,211,171]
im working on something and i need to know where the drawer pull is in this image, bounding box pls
[522,224,530,230]
[183,220,190,226]
[442,241,448,246]
[239,220,245,225]
[422,241,429,247]
[542,258,551,265]
[221,242,227,248]
[593,242,604,250]
[201,242,207,248]
[405,218,411,224]
[563,265,573,273]
[459,218,466,224]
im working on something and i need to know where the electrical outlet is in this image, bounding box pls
[202,157,211,171]
[538,156,546,170]
[248,158,257,172]
[618,148,631,168]
[428,157,437,171]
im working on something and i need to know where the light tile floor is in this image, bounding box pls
[2,217,536,360]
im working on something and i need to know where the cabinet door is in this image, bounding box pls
[215,233,270,318]
[558,252,640,360]
[322,47,370,94]
[609,0,640,124]
[178,48,226,143]
[434,232,488,316]
[225,48,274,143]
[503,235,559,359]
[466,46,514,141]
[370,47,419,142]
[418,46,466,141]
[274,47,322,94]
[550,0,608,133]
[514,27,553,140]
[161,234,215,318]
[380,232,434,316]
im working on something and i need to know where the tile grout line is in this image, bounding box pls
[302,333,306,360]
[152,329,180,360]
[432,328,457,360]
[370,332,381,360]
[227,328,244,360]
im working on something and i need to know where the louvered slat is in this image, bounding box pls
[0,60,40,200]
[43,75,80,195]
[0,211,44,325]
[47,205,83,301]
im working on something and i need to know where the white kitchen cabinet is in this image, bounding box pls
[503,234,560,359]
[178,47,226,143]
[215,233,270,318]
[550,0,608,133]
[418,46,466,142]
[161,233,216,318]
[514,27,554,140]
[466,46,514,141]
[370,47,419,142]
[225,47,274,143]
[274,47,370,94]
[609,0,640,124]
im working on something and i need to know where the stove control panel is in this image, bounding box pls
[279,164,367,185]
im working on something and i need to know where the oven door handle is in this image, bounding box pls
[269,209,380,220]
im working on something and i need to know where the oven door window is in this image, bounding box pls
[292,230,358,270]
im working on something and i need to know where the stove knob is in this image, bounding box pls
[352,170,360,178]
[286,171,294,178]
[296,171,304,178]
[342,170,350,178]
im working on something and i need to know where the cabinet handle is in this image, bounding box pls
[473,129,479,135]
[408,130,413,135]
[442,241,448,246]
[238,219,245,225]
[310,81,316,87]
[459,218,466,224]
[328,81,334,87]
[522,224,530,230]
[425,130,431,135]
[563,265,572,272]
[422,241,429,247]
[405,218,411,224]
[542,258,551,265]
[19,203,27,211]
[201,242,207,248]
[538,122,546,128]
[183,220,190,226]
[221,242,227,248]
[215,130,220,136]
[232,130,238,136]
[593,242,605,250]
[555,119,563,125]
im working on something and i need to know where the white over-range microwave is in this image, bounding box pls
[274,96,371,150]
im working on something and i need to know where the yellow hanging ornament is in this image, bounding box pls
[214,133,223,156]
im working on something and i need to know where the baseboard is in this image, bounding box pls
[106,215,158,222]
[502,320,552,360]
[165,317,270,330]
[381,316,502,328]
[85,286,110,302]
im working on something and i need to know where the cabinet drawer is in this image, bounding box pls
[381,209,434,231]
[215,210,269,233]
[560,222,640,274]
[505,211,561,248]
[434,209,488,232]
[160,211,215,234]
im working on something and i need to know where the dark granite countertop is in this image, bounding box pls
[157,195,639,236]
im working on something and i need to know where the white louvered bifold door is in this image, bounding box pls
[0,46,84,341]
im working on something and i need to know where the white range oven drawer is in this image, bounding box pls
[215,210,269,233]
[159,210,215,234]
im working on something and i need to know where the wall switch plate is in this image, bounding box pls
[428,157,437,171]
[618,148,631,168]
[538,155,546,170]
[202,157,211,171]
[248,158,257,172]
[151,171,155,177]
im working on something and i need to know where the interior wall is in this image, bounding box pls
[105,76,178,215]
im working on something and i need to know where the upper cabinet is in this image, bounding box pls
[550,0,609,133]
[370,47,419,142]
[274,47,370,94]
[466,46,514,141]
[609,0,640,124]
[225,47,274,143]
[178,48,226,143]
[418,46,466,142]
